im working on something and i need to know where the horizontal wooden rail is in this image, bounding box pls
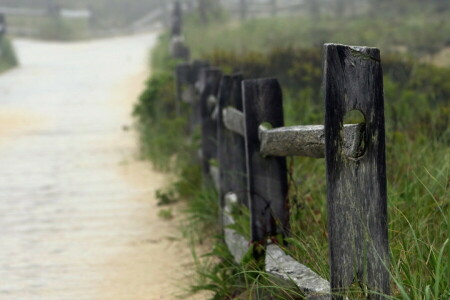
[266,244,330,298]
[259,123,364,158]
[223,193,249,263]
[222,107,245,137]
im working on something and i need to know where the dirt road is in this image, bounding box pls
[0,34,206,299]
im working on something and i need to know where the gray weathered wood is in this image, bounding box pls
[222,107,245,137]
[259,124,364,158]
[217,75,248,209]
[210,165,220,191]
[223,193,249,264]
[171,1,182,37]
[176,63,192,85]
[266,244,331,299]
[243,78,289,246]
[189,61,210,132]
[200,68,222,182]
[170,36,190,60]
[175,63,191,114]
[323,44,389,299]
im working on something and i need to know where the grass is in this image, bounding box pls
[133,4,450,299]
[184,4,450,59]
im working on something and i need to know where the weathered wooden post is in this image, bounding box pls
[242,78,289,250]
[200,68,222,183]
[186,61,209,134]
[171,1,182,37]
[323,44,389,299]
[175,63,192,115]
[169,1,190,61]
[217,74,248,209]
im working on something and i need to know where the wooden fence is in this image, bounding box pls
[168,3,390,299]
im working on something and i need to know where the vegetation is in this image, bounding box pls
[184,1,450,59]
[0,36,18,73]
[133,2,449,299]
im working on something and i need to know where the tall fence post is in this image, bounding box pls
[323,44,389,299]
[169,1,190,60]
[171,0,182,37]
[217,74,247,210]
[200,68,222,183]
[242,78,289,250]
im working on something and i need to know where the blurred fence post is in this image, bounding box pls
[169,1,190,60]
[217,74,247,211]
[189,61,210,133]
[175,63,192,115]
[242,78,289,250]
[323,44,389,299]
[171,1,182,37]
[200,68,222,184]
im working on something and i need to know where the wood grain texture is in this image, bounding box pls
[200,68,222,182]
[259,124,364,158]
[266,244,331,298]
[223,193,250,264]
[217,75,248,209]
[323,44,389,299]
[242,78,289,245]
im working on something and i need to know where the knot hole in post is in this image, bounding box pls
[343,109,366,160]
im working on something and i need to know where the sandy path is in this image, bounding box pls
[0,109,46,146]
[0,34,208,300]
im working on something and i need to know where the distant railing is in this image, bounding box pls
[170,2,390,299]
